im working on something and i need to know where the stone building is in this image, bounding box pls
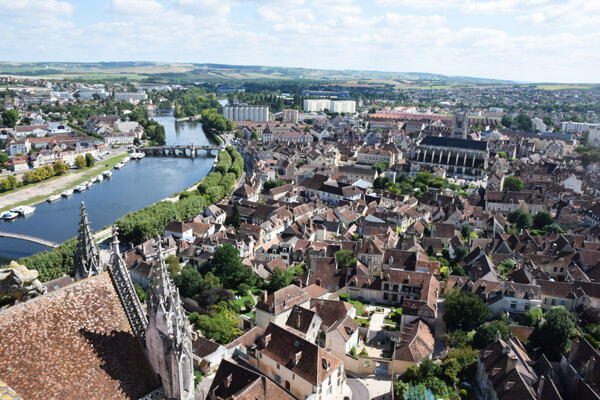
[410,136,489,180]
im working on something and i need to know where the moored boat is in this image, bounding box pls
[61,189,74,197]
[47,195,61,203]
[103,170,113,178]
[2,211,19,220]
[74,185,86,192]
[19,206,36,216]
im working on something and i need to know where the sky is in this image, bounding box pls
[0,0,599,83]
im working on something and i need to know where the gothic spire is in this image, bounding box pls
[150,237,173,300]
[74,201,102,281]
[108,225,147,343]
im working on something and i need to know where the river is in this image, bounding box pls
[0,113,214,261]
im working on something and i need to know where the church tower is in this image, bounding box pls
[452,111,469,140]
[145,239,195,400]
[74,201,103,281]
[108,225,148,344]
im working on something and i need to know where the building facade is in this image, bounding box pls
[220,105,269,122]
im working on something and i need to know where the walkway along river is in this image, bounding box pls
[0,113,214,261]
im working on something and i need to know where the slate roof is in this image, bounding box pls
[420,136,488,151]
[0,272,158,399]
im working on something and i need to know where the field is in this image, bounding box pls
[536,84,598,90]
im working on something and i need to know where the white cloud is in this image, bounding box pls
[107,0,164,15]
[170,0,231,17]
[0,0,75,17]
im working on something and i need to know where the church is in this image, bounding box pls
[0,202,195,400]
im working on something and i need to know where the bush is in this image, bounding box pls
[339,293,350,302]
[585,334,599,350]
[350,346,357,357]
[459,389,468,399]
[237,283,250,297]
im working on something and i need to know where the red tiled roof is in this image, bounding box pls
[0,272,158,399]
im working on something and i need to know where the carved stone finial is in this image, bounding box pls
[112,224,120,245]
[0,261,46,302]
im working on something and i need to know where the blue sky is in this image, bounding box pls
[0,0,598,83]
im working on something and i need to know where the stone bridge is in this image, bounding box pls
[140,144,223,158]
[0,231,58,248]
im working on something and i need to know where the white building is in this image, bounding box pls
[563,174,583,194]
[303,99,356,113]
[282,109,299,123]
[561,121,600,133]
[114,92,148,101]
[532,117,547,133]
[220,105,269,122]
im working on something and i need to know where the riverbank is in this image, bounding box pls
[0,152,129,212]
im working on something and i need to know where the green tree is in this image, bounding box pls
[134,284,146,302]
[501,115,513,128]
[461,224,473,239]
[454,245,470,262]
[533,211,553,229]
[473,321,509,349]
[516,113,533,132]
[195,312,240,344]
[504,176,524,191]
[203,243,254,289]
[165,254,181,276]
[443,289,491,331]
[226,202,242,229]
[268,266,293,292]
[532,306,577,360]
[335,250,357,268]
[372,161,389,174]
[515,212,532,230]
[85,153,95,167]
[2,110,19,128]
[172,265,203,299]
[74,155,86,169]
[520,307,542,327]
[415,171,431,185]
[53,160,68,175]
[544,223,565,234]
[497,151,507,159]
[443,329,473,348]
[262,179,287,193]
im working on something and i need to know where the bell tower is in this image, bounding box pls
[74,202,103,281]
[452,112,469,140]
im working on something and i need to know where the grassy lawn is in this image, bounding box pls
[233,295,254,310]
[0,153,128,213]
[349,299,368,316]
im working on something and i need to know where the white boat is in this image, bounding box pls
[122,156,131,163]
[2,211,19,220]
[96,174,104,182]
[114,162,125,170]
[84,181,93,188]
[74,185,87,192]
[19,206,36,216]
[61,189,74,197]
[131,152,145,160]
[103,171,113,178]
[47,195,61,203]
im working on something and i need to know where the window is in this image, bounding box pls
[277,363,280,370]
[259,352,262,359]
[274,374,281,384]
[551,299,556,305]
[510,303,517,309]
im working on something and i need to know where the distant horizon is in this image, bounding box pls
[2,60,600,86]
[0,0,598,83]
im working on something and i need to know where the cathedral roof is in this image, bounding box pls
[0,272,158,399]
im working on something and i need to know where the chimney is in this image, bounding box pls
[294,351,302,365]
[263,333,271,347]
[506,354,518,373]
[224,374,232,389]
[316,278,322,286]
[585,356,596,382]
[261,290,268,303]
[296,312,302,329]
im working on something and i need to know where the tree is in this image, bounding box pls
[454,245,470,262]
[335,250,357,268]
[504,176,524,191]
[443,329,473,348]
[133,137,141,146]
[262,179,286,193]
[415,171,431,185]
[501,115,513,128]
[532,306,577,360]
[544,223,565,234]
[497,151,507,159]
[195,312,240,344]
[74,155,86,169]
[134,284,146,302]
[2,110,19,128]
[516,113,533,132]
[515,212,532,230]
[372,161,389,174]
[165,254,181,276]
[520,307,542,327]
[85,153,95,167]
[204,243,254,289]
[473,321,509,349]
[443,289,491,331]
[533,211,553,230]
[53,160,68,175]
[172,265,203,299]
[461,224,473,239]
[373,176,389,190]
[251,130,258,140]
[225,202,242,229]
[268,267,293,292]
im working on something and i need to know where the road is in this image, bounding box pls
[347,378,370,400]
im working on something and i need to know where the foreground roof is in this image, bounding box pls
[0,272,158,399]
